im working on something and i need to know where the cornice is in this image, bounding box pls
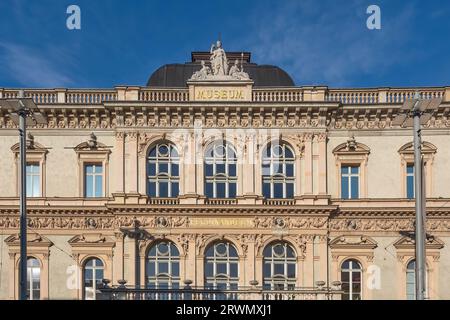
[1,103,449,130]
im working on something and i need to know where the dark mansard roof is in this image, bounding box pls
[146,51,295,88]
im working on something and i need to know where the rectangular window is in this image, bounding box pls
[26,163,41,197]
[406,164,414,199]
[84,164,103,198]
[341,165,359,199]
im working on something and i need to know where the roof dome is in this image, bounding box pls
[146,51,295,87]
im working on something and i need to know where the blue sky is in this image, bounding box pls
[0,0,449,88]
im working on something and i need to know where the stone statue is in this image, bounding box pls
[210,40,228,76]
[190,60,211,80]
[228,59,250,80]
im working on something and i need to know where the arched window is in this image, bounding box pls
[204,242,239,290]
[147,142,180,198]
[204,141,237,198]
[27,257,40,300]
[263,242,296,290]
[341,259,362,300]
[83,257,104,300]
[406,259,428,300]
[146,241,180,289]
[262,142,295,199]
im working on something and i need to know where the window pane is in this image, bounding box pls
[274,183,283,198]
[173,262,180,277]
[262,163,270,176]
[286,183,294,198]
[148,164,156,176]
[351,176,359,199]
[216,163,225,174]
[95,175,103,197]
[205,183,213,198]
[85,165,93,174]
[159,163,168,173]
[205,164,213,176]
[341,176,349,199]
[32,175,40,197]
[172,182,179,197]
[171,163,179,176]
[159,262,169,274]
[159,182,168,197]
[228,164,236,177]
[230,263,238,277]
[205,262,213,276]
[217,263,227,275]
[85,175,93,197]
[147,262,155,276]
[274,263,284,275]
[95,269,103,280]
[286,164,294,177]
[217,183,225,198]
[351,166,359,174]
[341,166,349,175]
[407,165,414,174]
[26,175,33,197]
[263,183,271,198]
[148,182,156,197]
[229,183,236,198]
[407,176,414,199]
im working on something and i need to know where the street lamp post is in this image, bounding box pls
[0,91,45,300]
[393,92,441,300]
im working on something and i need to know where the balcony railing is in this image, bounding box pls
[98,285,342,301]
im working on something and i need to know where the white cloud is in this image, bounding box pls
[232,0,417,86]
[0,42,74,87]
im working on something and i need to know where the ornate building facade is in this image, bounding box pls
[0,44,450,300]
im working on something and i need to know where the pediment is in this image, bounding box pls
[74,141,109,152]
[5,233,53,248]
[333,137,370,155]
[394,235,444,250]
[398,141,437,155]
[68,233,115,248]
[10,142,48,153]
[330,235,377,249]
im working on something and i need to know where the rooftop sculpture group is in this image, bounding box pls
[190,40,250,81]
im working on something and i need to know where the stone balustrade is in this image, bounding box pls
[98,285,342,301]
[0,86,449,105]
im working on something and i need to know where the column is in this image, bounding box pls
[113,132,125,194]
[124,132,138,194]
[113,232,125,284]
[183,237,197,284]
[304,134,313,195]
[303,235,315,287]
[318,133,327,195]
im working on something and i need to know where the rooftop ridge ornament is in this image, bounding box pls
[189,40,250,81]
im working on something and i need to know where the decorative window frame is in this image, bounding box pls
[11,141,48,198]
[68,233,115,300]
[398,141,437,198]
[332,137,370,199]
[393,235,443,300]
[74,140,111,198]
[329,235,378,300]
[138,134,185,197]
[255,236,305,288]
[138,235,188,288]
[4,233,53,300]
